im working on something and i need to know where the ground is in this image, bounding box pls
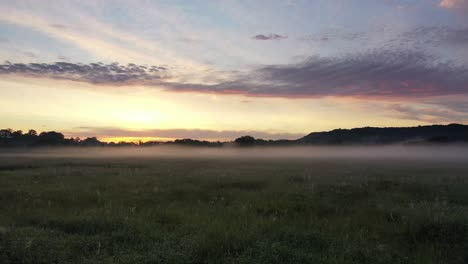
[1,155,467,263]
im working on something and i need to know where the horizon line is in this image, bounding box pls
[1,123,466,143]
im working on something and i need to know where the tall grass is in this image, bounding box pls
[1,157,467,263]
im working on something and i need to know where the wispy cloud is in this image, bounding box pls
[23,51,36,58]
[0,6,213,79]
[49,23,67,29]
[57,55,70,61]
[300,26,468,48]
[386,103,468,123]
[300,31,366,43]
[252,34,287,40]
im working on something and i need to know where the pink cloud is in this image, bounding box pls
[439,0,468,12]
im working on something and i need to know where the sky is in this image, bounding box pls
[1,0,468,142]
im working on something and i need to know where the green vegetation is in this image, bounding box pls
[1,157,468,263]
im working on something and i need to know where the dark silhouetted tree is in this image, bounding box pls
[82,137,104,146]
[0,128,13,138]
[235,135,256,146]
[27,129,37,136]
[12,130,23,139]
[37,131,65,145]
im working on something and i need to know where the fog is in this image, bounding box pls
[1,145,467,161]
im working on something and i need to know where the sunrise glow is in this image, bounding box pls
[1,0,467,141]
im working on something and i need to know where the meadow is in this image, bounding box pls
[1,149,468,263]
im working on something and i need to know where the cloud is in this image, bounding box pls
[176,37,199,44]
[0,61,168,85]
[386,103,468,123]
[254,50,468,98]
[425,96,468,114]
[300,26,468,48]
[252,34,287,40]
[57,55,70,61]
[440,0,468,11]
[49,23,67,29]
[441,28,468,45]
[68,127,304,141]
[0,9,153,64]
[2,49,468,99]
[300,31,366,43]
[439,0,468,14]
[167,49,468,99]
[397,26,468,47]
[23,51,37,58]
[0,6,212,78]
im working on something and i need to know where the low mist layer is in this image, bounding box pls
[1,145,467,161]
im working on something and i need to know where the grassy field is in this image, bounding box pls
[1,155,468,263]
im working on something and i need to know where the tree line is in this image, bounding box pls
[0,128,229,147]
[2,124,467,148]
